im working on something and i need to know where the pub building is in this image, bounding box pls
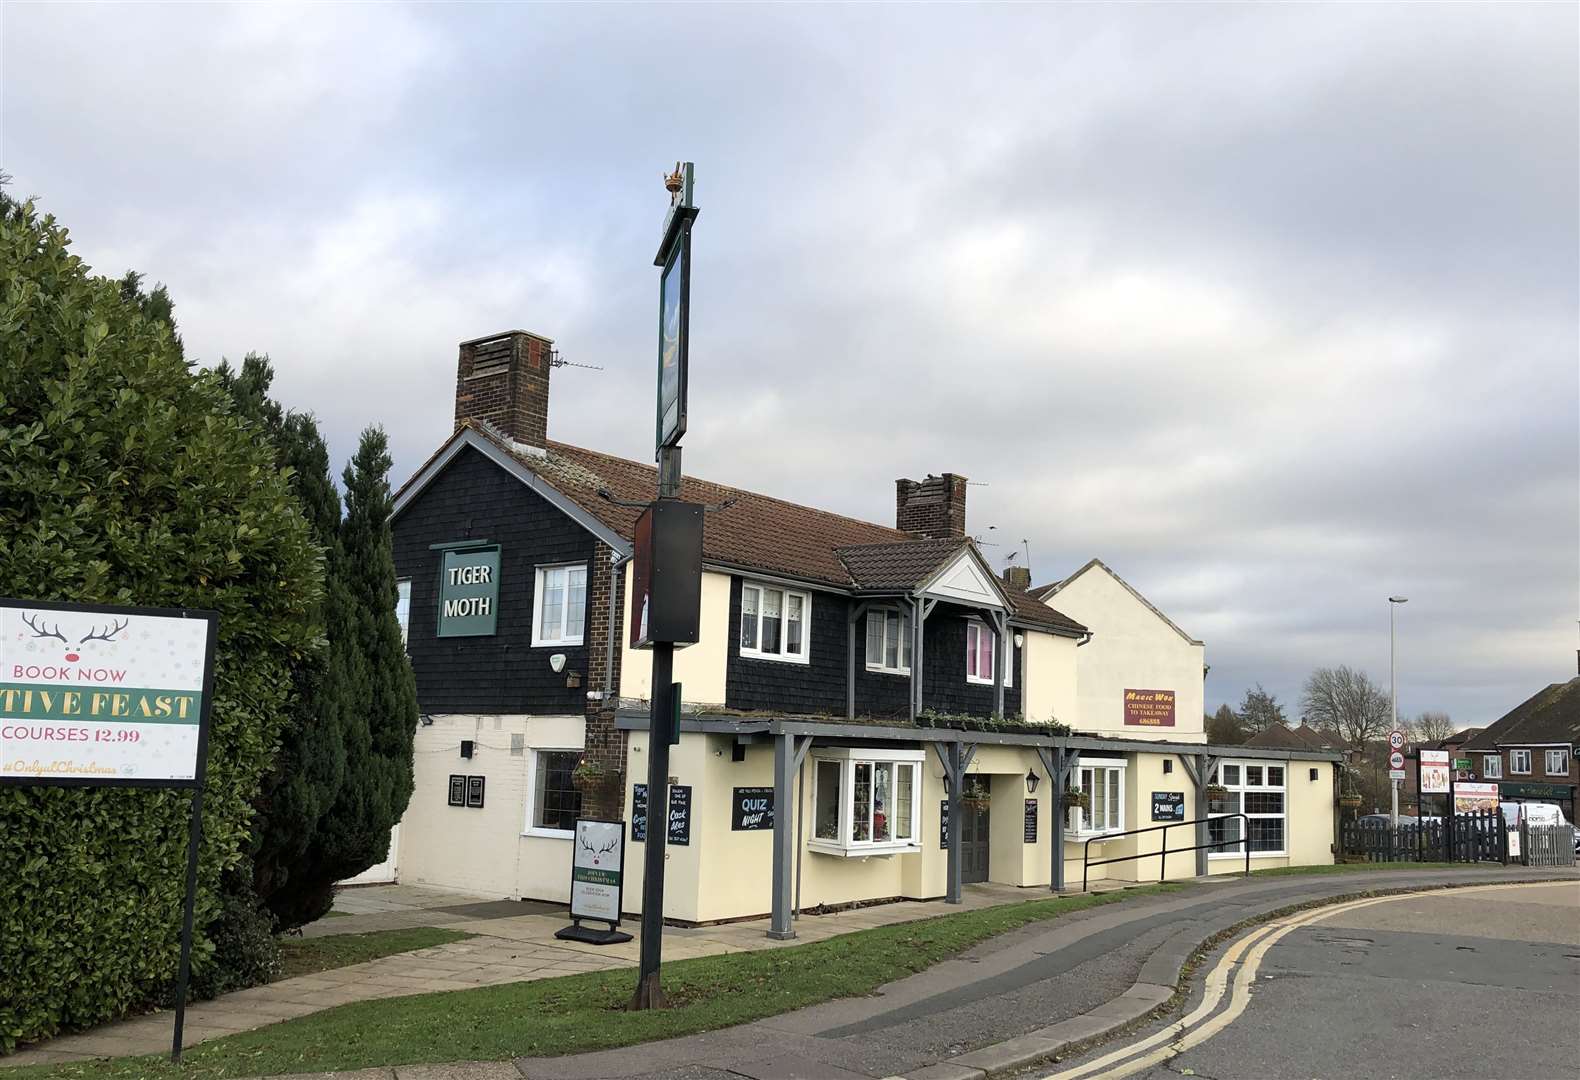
[380,329,1341,934]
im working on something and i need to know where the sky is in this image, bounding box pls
[4,4,1576,726]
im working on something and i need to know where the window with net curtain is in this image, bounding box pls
[740,582,808,662]
[865,608,912,673]
[1068,762,1123,834]
[534,564,587,646]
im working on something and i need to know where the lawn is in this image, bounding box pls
[274,927,475,982]
[7,884,1182,1080]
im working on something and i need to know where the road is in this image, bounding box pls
[1031,881,1580,1080]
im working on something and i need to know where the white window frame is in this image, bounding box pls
[808,747,925,857]
[964,619,1012,687]
[395,578,412,646]
[1482,754,1503,779]
[1066,759,1125,837]
[1509,749,1531,775]
[1545,749,1570,776]
[531,563,588,647]
[864,607,912,675]
[1207,759,1287,859]
[739,581,811,665]
[524,747,583,839]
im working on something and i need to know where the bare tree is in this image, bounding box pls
[1300,666,1391,753]
[1410,710,1456,743]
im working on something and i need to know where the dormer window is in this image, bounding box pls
[865,608,912,674]
[740,582,809,664]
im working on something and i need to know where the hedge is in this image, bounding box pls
[0,199,323,1051]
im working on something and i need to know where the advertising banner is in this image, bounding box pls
[1151,791,1186,822]
[1453,782,1500,814]
[1420,750,1450,795]
[1,600,216,787]
[1123,689,1176,728]
[569,819,625,925]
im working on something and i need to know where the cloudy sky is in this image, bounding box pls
[5,3,1576,725]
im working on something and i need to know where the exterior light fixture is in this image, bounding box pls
[1025,768,1040,794]
[1014,633,1025,649]
[550,653,567,673]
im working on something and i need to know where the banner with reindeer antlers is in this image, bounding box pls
[0,599,215,786]
[569,818,626,925]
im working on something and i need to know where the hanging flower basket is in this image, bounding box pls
[572,760,621,797]
[1203,783,1230,800]
[960,794,992,812]
[1060,786,1089,811]
[1338,793,1363,809]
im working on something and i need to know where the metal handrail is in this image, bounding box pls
[1082,812,1251,892]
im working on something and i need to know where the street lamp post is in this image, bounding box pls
[1389,595,1408,827]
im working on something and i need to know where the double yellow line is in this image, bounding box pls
[1041,884,1536,1080]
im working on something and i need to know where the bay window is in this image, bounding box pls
[1068,759,1124,835]
[809,748,924,855]
[965,620,1011,686]
[532,563,587,646]
[740,582,809,663]
[865,608,912,674]
[1208,761,1285,857]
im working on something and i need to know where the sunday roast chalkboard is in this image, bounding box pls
[1023,798,1038,843]
[731,786,774,830]
[939,799,950,849]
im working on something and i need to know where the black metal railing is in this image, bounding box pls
[1082,813,1250,892]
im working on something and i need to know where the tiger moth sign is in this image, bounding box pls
[0,599,217,787]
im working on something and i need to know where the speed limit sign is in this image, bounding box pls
[1388,730,1405,751]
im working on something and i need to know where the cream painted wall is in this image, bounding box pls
[1207,759,1337,874]
[396,713,585,902]
[1022,631,1079,727]
[618,566,732,707]
[1042,567,1205,743]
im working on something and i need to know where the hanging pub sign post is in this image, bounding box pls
[556,818,633,945]
[0,598,218,1064]
[630,162,706,1012]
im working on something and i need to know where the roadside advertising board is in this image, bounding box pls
[1453,782,1499,814]
[1419,750,1450,795]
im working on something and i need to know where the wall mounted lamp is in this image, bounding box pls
[1025,768,1040,794]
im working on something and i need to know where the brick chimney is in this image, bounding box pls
[1002,566,1032,592]
[895,473,968,539]
[453,330,554,451]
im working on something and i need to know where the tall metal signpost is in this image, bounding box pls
[629,163,704,1010]
[1388,596,1408,827]
[0,598,218,1063]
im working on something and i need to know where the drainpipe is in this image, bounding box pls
[604,553,623,703]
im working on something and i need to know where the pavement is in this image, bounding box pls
[1,879,1057,1069]
[7,868,1575,1079]
[1028,877,1580,1080]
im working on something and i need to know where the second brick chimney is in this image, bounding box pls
[895,473,968,540]
[454,330,554,451]
[1002,565,1032,592]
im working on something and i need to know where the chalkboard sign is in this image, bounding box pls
[466,775,486,808]
[631,784,648,841]
[731,786,774,830]
[1023,798,1038,843]
[939,799,950,849]
[668,785,692,845]
[1151,791,1185,822]
[448,774,465,807]
[631,783,691,845]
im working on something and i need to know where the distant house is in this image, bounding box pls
[1460,679,1579,820]
[1029,559,1206,743]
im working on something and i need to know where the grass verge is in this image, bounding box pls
[1250,860,1461,877]
[8,884,1182,1080]
[275,927,475,982]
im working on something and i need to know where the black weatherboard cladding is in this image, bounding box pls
[394,446,595,714]
[722,579,1022,720]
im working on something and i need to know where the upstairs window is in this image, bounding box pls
[533,563,587,646]
[1510,749,1531,775]
[965,620,1012,686]
[1546,749,1570,776]
[1483,754,1503,779]
[395,579,412,646]
[740,582,809,663]
[865,608,912,674]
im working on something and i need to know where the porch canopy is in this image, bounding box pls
[614,712,1341,939]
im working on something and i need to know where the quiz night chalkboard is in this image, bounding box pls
[731,786,774,830]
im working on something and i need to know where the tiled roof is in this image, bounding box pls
[1244,724,1313,750]
[836,538,965,590]
[1461,679,1580,750]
